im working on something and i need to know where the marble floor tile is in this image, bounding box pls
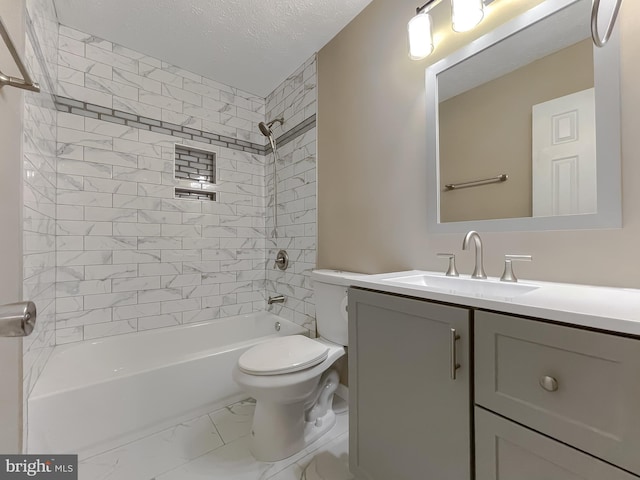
[77,397,350,480]
[156,413,349,480]
[270,433,352,480]
[156,435,295,480]
[78,414,224,480]
[302,411,349,458]
[209,398,256,444]
[300,434,352,480]
[263,463,304,480]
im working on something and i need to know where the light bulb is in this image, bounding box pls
[408,11,434,60]
[451,0,484,33]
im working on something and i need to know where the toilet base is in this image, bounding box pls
[249,369,340,462]
[250,401,337,462]
[233,347,345,463]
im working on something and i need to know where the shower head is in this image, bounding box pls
[258,121,272,137]
[258,118,284,137]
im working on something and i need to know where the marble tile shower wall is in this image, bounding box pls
[54,26,270,344]
[24,0,59,447]
[264,57,318,333]
[57,27,267,147]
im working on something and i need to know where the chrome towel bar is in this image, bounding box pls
[444,174,508,191]
[0,16,40,92]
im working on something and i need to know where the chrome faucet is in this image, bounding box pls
[268,295,285,305]
[462,231,487,279]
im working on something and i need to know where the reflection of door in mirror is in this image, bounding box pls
[438,39,594,223]
[532,88,596,217]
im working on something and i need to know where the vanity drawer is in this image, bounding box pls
[476,407,639,480]
[475,310,640,475]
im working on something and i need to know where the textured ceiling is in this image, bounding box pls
[53,0,372,97]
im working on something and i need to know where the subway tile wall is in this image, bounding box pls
[53,25,318,344]
[56,25,266,147]
[265,57,318,332]
[24,0,59,449]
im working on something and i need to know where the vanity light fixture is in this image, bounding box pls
[408,0,437,60]
[409,0,496,59]
[451,0,485,32]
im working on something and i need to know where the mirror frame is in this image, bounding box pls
[425,0,622,233]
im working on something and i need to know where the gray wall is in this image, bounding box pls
[317,0,640,288]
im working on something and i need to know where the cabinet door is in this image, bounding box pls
[476,407,639,480]
[348,288,471,480]
[475,310,640,475]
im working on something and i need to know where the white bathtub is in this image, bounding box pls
[28,312,306,459]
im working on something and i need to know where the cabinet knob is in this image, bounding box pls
[539,375,559,392]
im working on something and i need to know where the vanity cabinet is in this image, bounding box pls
[475,311,640,476]
[348,287,472,480]
[475,407,638,480]
[348,286,640,479]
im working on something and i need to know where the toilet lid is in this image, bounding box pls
[238,335,329,376]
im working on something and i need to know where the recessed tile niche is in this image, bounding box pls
[174,145,217,201]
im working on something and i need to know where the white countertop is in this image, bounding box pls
[348,271,640,336]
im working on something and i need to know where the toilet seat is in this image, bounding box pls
[238,335,329,376]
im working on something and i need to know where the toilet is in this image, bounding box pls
[232,269,363,462]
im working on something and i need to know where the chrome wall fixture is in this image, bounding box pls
[0,301,37,337]
[258,118,284,238]
[444,173,508,191]
[591,0,623,48]
[267,295,285,305]
[274,249,289,271]
[410,0,624,60]
[408,0,493,60]
[0,16,40,92]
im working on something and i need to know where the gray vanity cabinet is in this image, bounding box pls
[475,407,638,480]
[475,311,640,477]
[348,287,472,480]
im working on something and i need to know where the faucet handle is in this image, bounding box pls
[500,255,532,283]
[273,250,289,270]
[437,253,459,277]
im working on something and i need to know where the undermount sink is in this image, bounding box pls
[383,273,539,299]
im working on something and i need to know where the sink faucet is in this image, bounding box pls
[462,231,487,279]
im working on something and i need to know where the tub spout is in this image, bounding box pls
[268,295,285,305]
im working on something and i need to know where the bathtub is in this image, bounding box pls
[27,312,306,459]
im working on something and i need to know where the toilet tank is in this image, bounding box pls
[311,270,367,346]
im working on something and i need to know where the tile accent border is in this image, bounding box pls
[54,95,316,155]
[274,115,316,148]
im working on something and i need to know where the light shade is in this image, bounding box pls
[408,11,434,60]
[451,0,484,32]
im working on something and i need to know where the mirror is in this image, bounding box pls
[426,0,621,233]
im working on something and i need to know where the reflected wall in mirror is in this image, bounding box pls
[439,39,594,222]
[426,0,621,233]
